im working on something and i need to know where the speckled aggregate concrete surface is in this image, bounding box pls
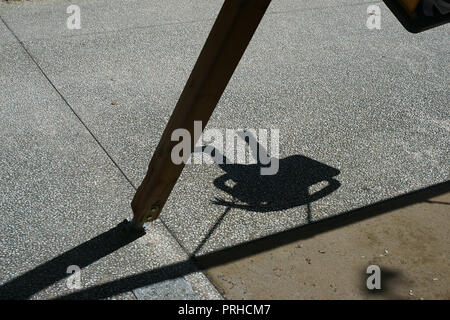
[0,0,448,299]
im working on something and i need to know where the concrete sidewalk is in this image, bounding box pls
[0,0,448,299]
[205,189,450,299]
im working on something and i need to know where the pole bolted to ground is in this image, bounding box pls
[131,0,272,227]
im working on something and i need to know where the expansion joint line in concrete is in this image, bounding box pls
[0,15,136,190]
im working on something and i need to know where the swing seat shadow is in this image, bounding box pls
[213,154,340,212]
[198,131,341,213]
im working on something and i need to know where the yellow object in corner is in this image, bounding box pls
[396,0,421,15]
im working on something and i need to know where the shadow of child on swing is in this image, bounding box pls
[190,130,341,256]
[196,130,341,215]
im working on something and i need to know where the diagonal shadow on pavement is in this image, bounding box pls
[0,180,447,299]
[0,220,145,300]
